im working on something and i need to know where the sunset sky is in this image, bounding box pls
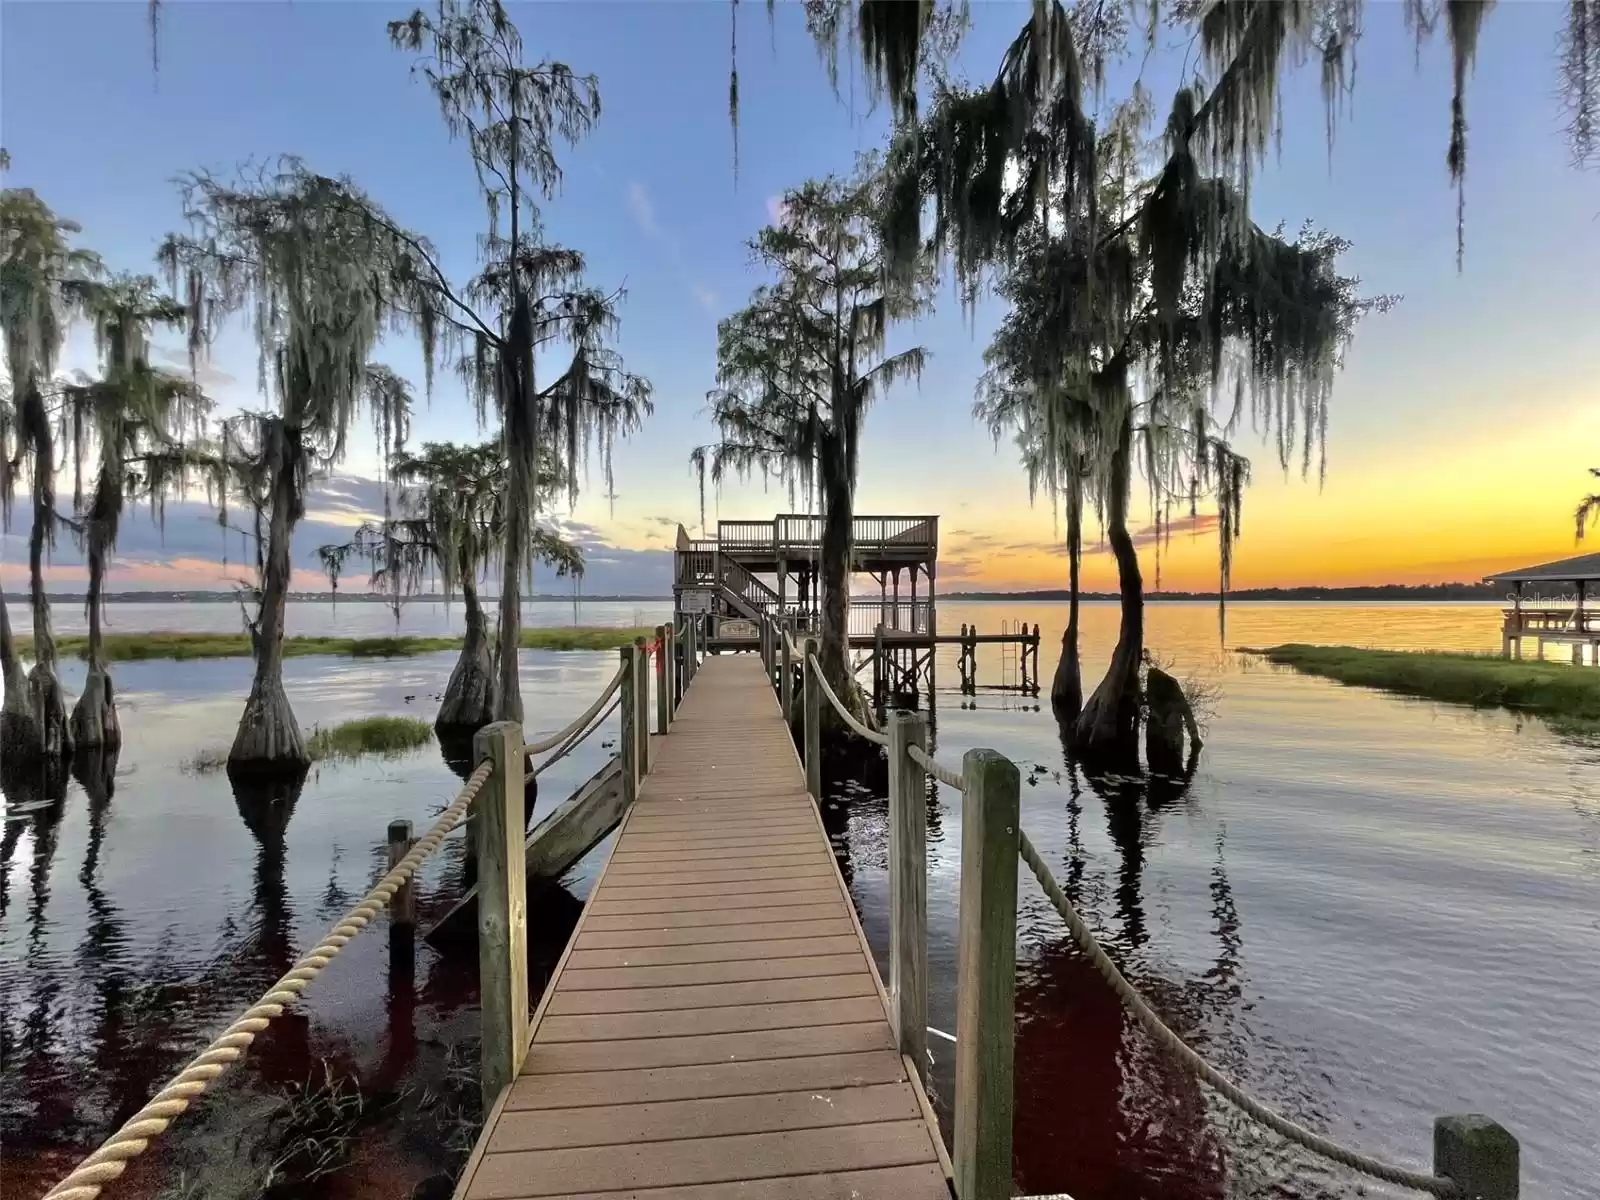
[2,1,1595,595]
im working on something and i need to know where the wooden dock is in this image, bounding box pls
[453,654,951,1200]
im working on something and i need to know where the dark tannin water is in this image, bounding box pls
[3,601,1596,1199]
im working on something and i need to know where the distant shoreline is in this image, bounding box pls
[33,584,1539,605]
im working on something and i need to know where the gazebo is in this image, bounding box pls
[1484,552,1600,664]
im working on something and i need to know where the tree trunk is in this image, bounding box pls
[229,423,309,773]
[0,582,40,762]
[817,440,867,730]
[437,565,497,735]
[26,393,72,760]
[1074,415,1142,769]
[72,492,122,750]
[1051,467,1084,720]
[494,296,537,725]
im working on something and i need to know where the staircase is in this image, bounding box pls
[716,554,780,620]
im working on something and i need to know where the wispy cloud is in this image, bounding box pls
[1130,512,1220,548]
[765,195,789,225]
[629,181,718,316]
[627,181,660,239]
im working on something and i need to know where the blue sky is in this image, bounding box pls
[2,1,1596,593]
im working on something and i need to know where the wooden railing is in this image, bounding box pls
[717,520,776,551]
[772,513,938,553]
[1504,606,1600,634]
[849,597,932,637]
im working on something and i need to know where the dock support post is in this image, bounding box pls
[953,749,1019,1200]
[473,720,528,1109]
[780,623,793,721]
[887,711,928,1086]
[619,643,639,803]
[655,624,670,735]
[1434,1115,1518,1199]
[634,636,650,777]
[803,636,822,802]
[387,819,415,929]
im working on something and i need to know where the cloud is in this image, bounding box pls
[151,348,237,393]
[1130,512,1220,548]
[627,181,659,238]
[9,472,674,595]
[765,195,789,225]
[629,182,718,317]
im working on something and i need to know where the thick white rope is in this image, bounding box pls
[1016,830,1461,1197]
[806,651,887,746]
[523,661,625,756]
[525,693,623,784]
[907,743,965,791]
[42,760,496,1200]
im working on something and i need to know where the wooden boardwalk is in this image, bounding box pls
[455,654,951,1200]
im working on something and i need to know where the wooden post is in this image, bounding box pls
[953,748,1020,1200]
[874,622,886,706]
[1434,1115,1518,1199]
[387,819,415,928]
[655,624,669,735]
[887,710,928,1085]
[634,636,650,777]
[781,623,794,720]
[619,643,638,803]
[473,720,528,1108]
[803,636,822,801]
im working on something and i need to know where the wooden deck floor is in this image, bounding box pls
[456,654,951,1200]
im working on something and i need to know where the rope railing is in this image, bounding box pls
[1016,829,1462,1197]
[42,759,497,1200]
[907,742,964,791]
[806,650,888,746]
[525,692,623,785]
[523,661,626,757]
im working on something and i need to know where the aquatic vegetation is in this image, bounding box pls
[58,626,656,662]
[1245,644,1600,732]
[303,716,434,764]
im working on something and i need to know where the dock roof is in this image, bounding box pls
[1484,551,1600,585]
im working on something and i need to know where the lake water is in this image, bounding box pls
[2,600,1596,1200]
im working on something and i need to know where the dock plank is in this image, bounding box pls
[456,654,947,1200]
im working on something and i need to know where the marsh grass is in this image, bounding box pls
[57,626,656,663]
[1243,643,1600,733]
[304,716,434,763]
[181,716,434,773]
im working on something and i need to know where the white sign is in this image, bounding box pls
[680,590,712,614]
[719,618,757,640]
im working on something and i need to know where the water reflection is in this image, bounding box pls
[1014,730,1238,1198]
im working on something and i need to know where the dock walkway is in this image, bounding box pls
[455,654,950,1200]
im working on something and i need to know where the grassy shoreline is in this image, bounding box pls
[1243,644,1600,732]
[56,626,657,663]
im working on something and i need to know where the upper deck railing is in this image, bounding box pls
[677,515,939,560]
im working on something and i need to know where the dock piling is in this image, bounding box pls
[472,720,528,1108]
[1434,1114,1518,1199]
[887,710,929,1086]
[633,635,650,774]
[619,643,639,803]
[803,636,821,801]
[387,819,415,929]
[655,624,669,735]
[953,748,1020,1200]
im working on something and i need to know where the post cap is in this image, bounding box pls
[1434,1114,1518,1199]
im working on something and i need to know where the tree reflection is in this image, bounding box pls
[228,768,313,1088]
[1009,721,1240,1199]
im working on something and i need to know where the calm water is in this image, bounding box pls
[2,601,1596,1199]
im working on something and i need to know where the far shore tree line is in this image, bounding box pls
[2,0,649,779]
[6,0,1596,785]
